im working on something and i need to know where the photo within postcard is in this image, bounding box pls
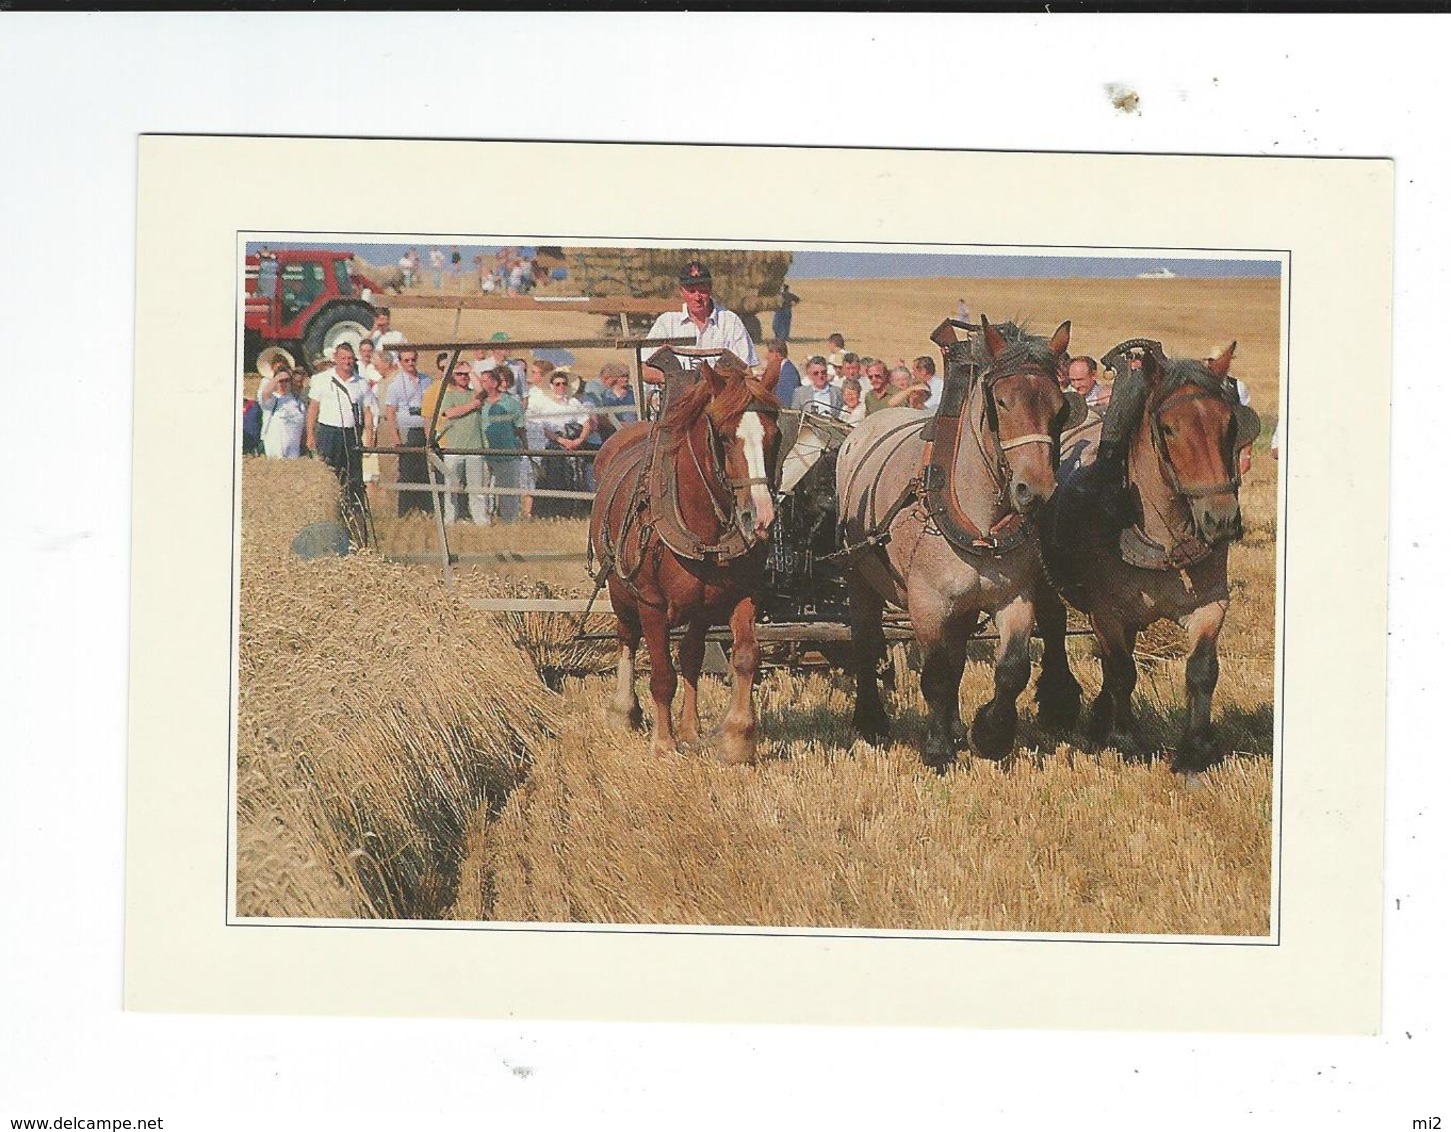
[233,238,1282,938]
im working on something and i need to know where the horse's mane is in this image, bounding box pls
[660,367,780,452]
[1159,357,1230,400]
[966,320,1060,385]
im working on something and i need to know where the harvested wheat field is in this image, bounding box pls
[238,272,1280,937]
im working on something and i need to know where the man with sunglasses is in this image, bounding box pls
[382,349,434,516]
[435,358,489,525]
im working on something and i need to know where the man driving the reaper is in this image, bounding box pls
[640,260,760,414]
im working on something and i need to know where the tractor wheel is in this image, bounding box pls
[301,301,376,366]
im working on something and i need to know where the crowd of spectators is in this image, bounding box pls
[241,306,640,528]
[772,337,940,423]
[243,262,1265,528]
[393,246,547,295]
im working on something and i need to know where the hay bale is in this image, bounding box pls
[236,459,554,919]
[561,247,792,309]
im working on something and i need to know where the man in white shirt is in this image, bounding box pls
[640,261,759,412]
[913,355,944,412]
[305,341,376,529]
[1067,355,1110,410]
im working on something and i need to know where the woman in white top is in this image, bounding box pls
[525,360,594,519]
[520,358,555,519]
[257,366,307,458]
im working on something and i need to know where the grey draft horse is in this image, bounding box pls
[835,319,1083,770]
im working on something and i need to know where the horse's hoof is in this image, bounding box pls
[649,739,680,759]
[970,704,1016,762]
[1172,730,1220,774]
[611,704,645,732]
[1175,770,1208,792]
[921,746,957,775]
[1036,686,1081,732]
[717,733,757,766]
[852,709,891,746]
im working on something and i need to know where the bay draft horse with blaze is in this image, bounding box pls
[1039,341,1260,775]
[835,318,1084,770]
[589,355,782,764]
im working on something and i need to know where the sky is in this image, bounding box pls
[247,239,1281,281]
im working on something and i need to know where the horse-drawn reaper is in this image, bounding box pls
[586,324,1260,778]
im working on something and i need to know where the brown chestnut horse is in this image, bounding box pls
[589,357,782,763]
[835,319,1082,770]
[1039,342,1260,774]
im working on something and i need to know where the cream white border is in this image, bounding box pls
[127,137,1389,1032]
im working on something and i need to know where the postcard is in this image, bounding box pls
[126,137,1390,1032]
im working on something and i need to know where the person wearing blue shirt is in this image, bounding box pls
[765,339,801,406]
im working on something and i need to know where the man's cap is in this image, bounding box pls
[679,261,712,287]
[490,331,510,342]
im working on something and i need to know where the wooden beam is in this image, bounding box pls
[384,550,588,566]
[403,334,690,352]
[464,597,602,613]
[384,294,679,315]
[381,483,594,500]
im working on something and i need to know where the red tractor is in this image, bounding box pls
[243,249,387,372]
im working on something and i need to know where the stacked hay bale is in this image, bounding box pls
[562,247,793,335]
[235,458,553,919]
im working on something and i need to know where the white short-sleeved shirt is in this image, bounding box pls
[259,391,307,457]
[308,368,376,429]
[640,301,759,370]
[924,374,944,412]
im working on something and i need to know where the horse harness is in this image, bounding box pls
[585,405,774,617]
[832,341,1073,565]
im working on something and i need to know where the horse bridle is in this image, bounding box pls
[978,361,1072,475]
[1148,382,1242,500]
[692,402,779,534]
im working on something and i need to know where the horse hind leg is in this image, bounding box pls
[676,617,708,747]
[847,574,891,744]
[717,597,761,766]
[1033,584,1082,732]
[640,605,680,758]
[969,599,1033,763]
[1175,600,1229,776]
[610,603,646,732]
[1087,615,1139,752]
